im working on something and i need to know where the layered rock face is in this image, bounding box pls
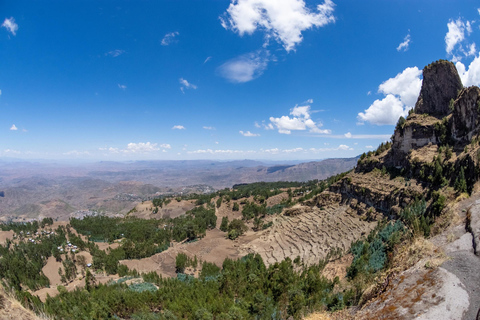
[451,86,480,143]
[414,60,463,116]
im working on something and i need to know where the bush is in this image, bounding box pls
[232,203,239,211]
[219,217,229,232]
[227,219,248,240]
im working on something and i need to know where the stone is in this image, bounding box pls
[415,60,463,116]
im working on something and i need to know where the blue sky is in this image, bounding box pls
[1,0,480,161]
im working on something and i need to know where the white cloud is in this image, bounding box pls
[456,54,480,86]
[378,67,422,107]
[344,132,352,138]
[188,149,250,155]
[125,142,159,153]
[269,104,330,134]
[446,19,466,54]
[4,149,20,154]
[467,43,477,57]
[263,148,280,154]
[63,150,91,156]
[220,0,335,52]
[396,33,411,52]
[358,94,405,126]
[118,84,127,90]
[179,78,197,93]
[161,31,179,46]
[283,147,303,153]
[338,144,353,151]
[240,130,260,137]
[203,126,215,130]
[365,145,373,149]
[445,18,477,61]
[159,143,171,149]
[2,17,18,36]
[218,50,269,83]
[0,89,2,96]
[358,66,422,125]
[309,144,353,153]
[106,49,125,57]
[172,125,186,130]
[204,56,212,64]
[256,120,274,130]
[9,124,17,131]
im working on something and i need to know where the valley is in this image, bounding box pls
[1,60,480,319]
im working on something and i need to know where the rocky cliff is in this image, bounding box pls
[414,59,463,116]
[330,59,480,216]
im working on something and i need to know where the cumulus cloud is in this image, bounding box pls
[179,78,197,93]
[9,124,17,131]
[239,130,260,137]
[220,0,335,52]
[218,50,269,83]
[118,84,127,90]
[161,31,179,46]
[344,132,352,138]
[396,33,411,52]
[2,17,18,36]
[159,143,171,149]
[456,54,480,86]
[124,142,160,153]
[172,125,186,130]
[358,67,422,125]
[268,104,330,134]
[106,49,125,57]
[338,145,352,151]
[365,145,373,149]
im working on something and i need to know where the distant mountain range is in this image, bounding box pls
[0,157,358,221]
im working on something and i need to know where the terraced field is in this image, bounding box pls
[240,203,377,266]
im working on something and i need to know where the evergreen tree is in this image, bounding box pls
[454,167,467,193]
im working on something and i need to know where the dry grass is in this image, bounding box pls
[0,285,52,320]
[391,237,446,273]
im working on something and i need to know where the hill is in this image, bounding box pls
[0,157,358,221]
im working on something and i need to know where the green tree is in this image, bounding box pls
[175,253,188,273]
[220,217,229,232]
[454,167,467,193]
[232,202,239,211]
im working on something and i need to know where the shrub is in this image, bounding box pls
[220,217,229,232]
